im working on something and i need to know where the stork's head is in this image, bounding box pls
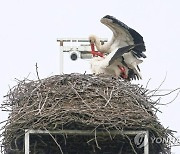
[89,35,98,44]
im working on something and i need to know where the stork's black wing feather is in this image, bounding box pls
[102,15,146,58]
[128,69,140,80]
[108,44,144,66]
[108,45,135,66]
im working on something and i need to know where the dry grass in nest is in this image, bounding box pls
[0,73,175,153]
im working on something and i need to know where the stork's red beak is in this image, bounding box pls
[90,43,104,57]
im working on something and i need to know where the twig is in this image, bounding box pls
[94,129,101,150]
[151,73,167,96]
[158,89,180,105]
[45,129,64,154]
[152,88,180,97]
[105,86,115,107]
[35,63,41,83]
[125,134,137,154]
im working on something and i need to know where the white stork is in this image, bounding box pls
[90,44,144,80]
[89,15,146,80]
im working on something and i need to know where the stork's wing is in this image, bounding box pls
[101,15,146,58]
[108,44,142,66]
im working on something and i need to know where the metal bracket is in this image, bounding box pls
[25,129,149,154]
[57,38,108,74]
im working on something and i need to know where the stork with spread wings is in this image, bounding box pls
[89,15,146,80]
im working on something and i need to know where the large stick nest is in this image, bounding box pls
[1,74,173,153]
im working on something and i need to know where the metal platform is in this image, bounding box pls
[25,129,149,154]
[57,38,108,74]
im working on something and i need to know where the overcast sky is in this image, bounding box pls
[0,0,180,153]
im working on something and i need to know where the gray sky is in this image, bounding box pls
[0,0,180,153]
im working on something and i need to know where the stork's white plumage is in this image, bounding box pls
[89,15,146,80]
[90,44,143,80]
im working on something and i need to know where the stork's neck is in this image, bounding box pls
[94,36,114,53]
[94,37,102,51]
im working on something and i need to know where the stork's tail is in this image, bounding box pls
[131,59,143,79]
